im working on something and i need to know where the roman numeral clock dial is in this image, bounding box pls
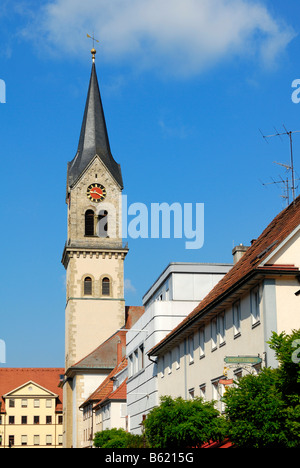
[87,183,107,202]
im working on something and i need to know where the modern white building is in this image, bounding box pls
[126,262,232,434]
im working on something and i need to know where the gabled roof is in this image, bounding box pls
[67,62,123,189]
[3,380,58,398]
[0,368,64,412]
[80,357,127,409]
[67,329,127,375]
[149,195,300,356]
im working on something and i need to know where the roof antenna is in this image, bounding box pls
[260,125,299,203]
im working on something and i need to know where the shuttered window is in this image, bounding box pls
[84,277,92,295]
[102,277,110,296]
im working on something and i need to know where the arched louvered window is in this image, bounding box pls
[84,277,92,295]
[98,210,108,237]
[85,210,94,236]
[102,277,110,296]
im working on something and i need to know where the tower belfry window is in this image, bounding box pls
[84,277,92,295]
[98,210,108,237]
[85,210,95,236]
[102,277,110,296]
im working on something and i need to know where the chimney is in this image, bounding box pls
[232,244,249,264]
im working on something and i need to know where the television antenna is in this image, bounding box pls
[260,125,299,203]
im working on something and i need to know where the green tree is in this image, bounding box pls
[143,396,227,448]
[93,428,147,448]
[223,329,300,448]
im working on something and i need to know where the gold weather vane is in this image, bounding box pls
[87,33,100,62]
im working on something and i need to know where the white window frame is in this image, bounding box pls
[199,384,206,401]
[233,300,241,337]
[218,312,226,346]
[211,318,217,350]
[199,327,205,358]
[176,346,180,369]
[188,335,194,364]
[251,286,261,326]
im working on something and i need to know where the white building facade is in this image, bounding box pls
[149,199,300,414]
[126,262,232,434]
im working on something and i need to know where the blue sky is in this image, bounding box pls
[1,0,300,367]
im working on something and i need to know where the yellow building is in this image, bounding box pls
[0,368,64,448]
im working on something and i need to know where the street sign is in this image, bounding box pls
[224,355,262,365]
[219,379,234,385]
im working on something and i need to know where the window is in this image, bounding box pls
[21,416,27,425]
[168,351,172,374]
[251,287,260,325]
[46,435,52,446]
[34,399,40,408]
[9,399,14,408]
[58,434,63,446]
[46,416,52,425]
[98,210,108,237]
[218,313,225,345]
[211,318,217,350]
[34,416,40,425]
[58,415,63,425]
[188,335,194,363]
[21,399,27,408]
[199,327,205,358]
[46,399,52,408]
[212,380,220,410]
[21,435,27,446]
[84,277,92,295]
[128,354,133,378]
[188,388,195,400]
[133,349,138,374]
[161,355,165,378]
[34,435,40,446]
[176,346,180,369]
[139,344,145,371]
[9,416,14,425]
[233,301,241,336]
[85,210,94,236]
[199,384,206,401]
[102,277,110,296]
[8,436,14,447]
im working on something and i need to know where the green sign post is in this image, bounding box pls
[224,356,262,365]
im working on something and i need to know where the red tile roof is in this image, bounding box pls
[105,378,127,402]
[149,195,300,355]
[0,368,64,412]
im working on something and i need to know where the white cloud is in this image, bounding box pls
[25,0,296,77]
[124,279,136,294]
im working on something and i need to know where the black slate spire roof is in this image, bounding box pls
[67,62,123,189]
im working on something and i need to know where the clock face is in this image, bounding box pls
[87,183,107,203]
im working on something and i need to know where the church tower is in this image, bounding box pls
[62,48,128,371]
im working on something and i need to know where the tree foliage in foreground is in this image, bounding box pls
[143,396,227,448]
[93,428,147,448]
[223,329,300,448]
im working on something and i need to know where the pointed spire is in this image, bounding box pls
[68,50,123,189]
